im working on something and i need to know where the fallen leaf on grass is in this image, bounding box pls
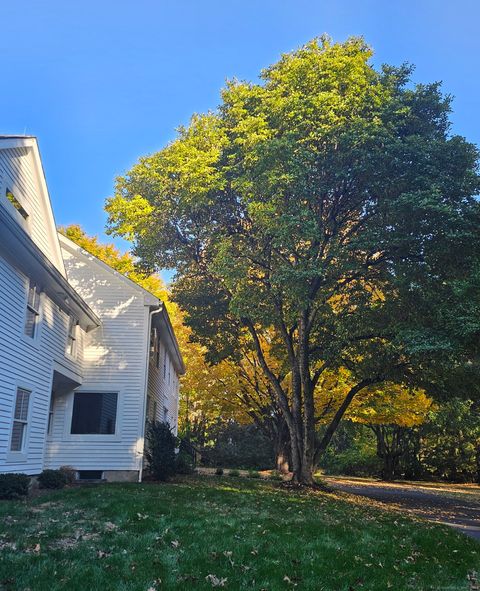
[205,574,227,587]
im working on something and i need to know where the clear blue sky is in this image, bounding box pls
[1,0,478,280]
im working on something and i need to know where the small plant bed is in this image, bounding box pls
[0,476,478,590]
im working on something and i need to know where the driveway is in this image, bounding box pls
[327,476,480,541]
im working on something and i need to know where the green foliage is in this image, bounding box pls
[59,465,77,485]
[268,472,283,481]
[175,450,195,475]
[145,421,177,481]
[205,422,275,470]
[419,399,480,482]
[38,469,67,490]
[247,470,261,479]
[215,467,224,476]
[319,422,381,477]
[228,469,240,477]
[0,473,30,499]
[106,36,480,482]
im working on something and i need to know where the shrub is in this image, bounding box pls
[0,473,30,499]
[268,472,283,481]
[59,465,77,484]
[228,469,240,477]
[248,470,261,479]
[215,467,224,476]
[206,422,274,470]
[38,469,67,489]
[145,421,177,481]
[175,450,195,475]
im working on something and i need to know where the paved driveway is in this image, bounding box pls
[327,477,480,540]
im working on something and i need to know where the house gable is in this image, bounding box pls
[0,136,66,274]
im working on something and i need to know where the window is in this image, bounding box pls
[66,316,77,356]
[25,281,40,338]
[150,328,158,364]
[71,392,118,435]
[10,388,31,451]
[47,396,54,435]
[156,338,161,368]
[6,188,28,220]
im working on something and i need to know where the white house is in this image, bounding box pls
[0,136,184,482]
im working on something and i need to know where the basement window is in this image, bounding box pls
[77,470,103,480]
[6,188,29,220]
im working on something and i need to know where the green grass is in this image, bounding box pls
[0,476,478,590]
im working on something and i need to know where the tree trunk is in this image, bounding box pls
[273,423,290,474]
[382,454,397,481]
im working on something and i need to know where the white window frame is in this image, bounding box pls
[0,177,31,232]
[47,395,55,436]
[65,315,78,358]
[63,386,122,442]
[6,384,34,463]
[22,279,42,344]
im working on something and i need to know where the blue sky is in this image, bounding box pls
[1,1,478,280]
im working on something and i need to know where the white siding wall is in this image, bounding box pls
[147,337,180,435]
[0,147,63,273]
[0,254,84,474]
[45,244,149,472]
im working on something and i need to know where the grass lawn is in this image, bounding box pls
[0,475,478,591]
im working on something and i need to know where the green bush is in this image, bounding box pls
[319,422,381,477]
[0,473,30,499]
[38,469,67,489]
[228,469,240,477]
[248,470,261,479]
[59,465,77,484]
[215,467,224,476]
[145,421,177,481]
[175,450,195,475]
[206,422,274,470]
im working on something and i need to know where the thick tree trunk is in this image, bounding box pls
[273,423,290,474]
[381,454,397,481]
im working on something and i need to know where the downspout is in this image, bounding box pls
[138,303,164,483]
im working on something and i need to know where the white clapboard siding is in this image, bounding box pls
[0,146,64,274]
[0,255,84,474]
[44,242,150,471]
[147,341,180,435]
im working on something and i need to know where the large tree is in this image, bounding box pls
[106,37,480,484]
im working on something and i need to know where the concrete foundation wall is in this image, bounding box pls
[103,470,139,483]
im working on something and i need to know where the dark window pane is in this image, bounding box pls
[10,422,25,451]
[71,392,117,434]
[14,388,30,421]
[24,308,37,337]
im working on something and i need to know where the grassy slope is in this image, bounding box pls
[0,476,478,591]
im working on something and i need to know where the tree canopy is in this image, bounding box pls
[105,36,480,484]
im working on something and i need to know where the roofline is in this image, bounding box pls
[151,302,186,375]
[0,136,67,274]
[0,206,101,331]
[58,232,159,305]
[58,232,185,373]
